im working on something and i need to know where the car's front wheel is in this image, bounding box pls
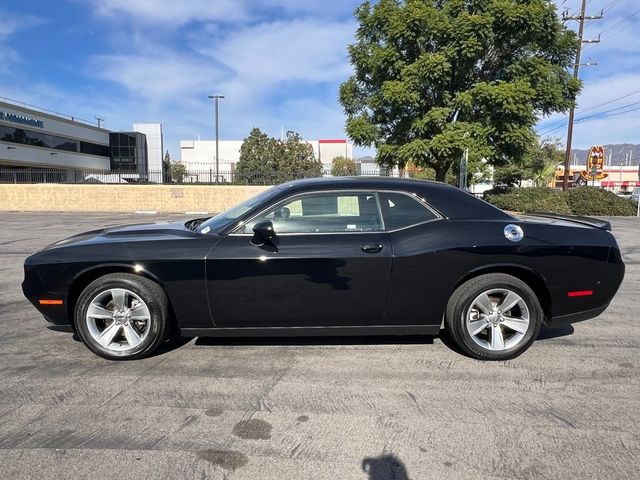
[74,273,170,360]
[445,273,542,360]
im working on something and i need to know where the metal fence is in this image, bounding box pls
[0,167,398,185]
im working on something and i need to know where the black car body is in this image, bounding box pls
[23,177,625,360]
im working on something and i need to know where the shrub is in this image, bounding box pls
[485,187,572,214]
[563,187,636,216]
[331,156,357,176]
[482,186,513,200]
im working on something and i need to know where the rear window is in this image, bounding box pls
[380,192,438,230]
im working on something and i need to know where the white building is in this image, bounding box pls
[1,98,110,172]
[316,139,353,167]
[0,98,164,183]
[133,123,163,174]
[180,138,354,181]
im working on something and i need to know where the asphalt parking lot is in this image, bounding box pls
[0,212,639,480]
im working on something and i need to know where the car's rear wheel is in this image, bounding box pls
[74,273,170,360]
[445,273,542,360]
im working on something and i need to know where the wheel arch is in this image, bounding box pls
[451,264,552,323]
[67,264,174,326]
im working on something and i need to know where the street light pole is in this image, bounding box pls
[208,95,225,184]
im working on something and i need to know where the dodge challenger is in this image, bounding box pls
[23,177,625,360]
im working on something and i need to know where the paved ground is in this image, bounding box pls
[0,212,638,480]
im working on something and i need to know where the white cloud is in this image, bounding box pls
[87,0,247,25]
[214,20,353,84]
[89,52,225,101]
[86,0,349,26]
[0,10,45,76]
[0,10,44,39]
[84,16,356,156]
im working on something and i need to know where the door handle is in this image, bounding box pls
[361,244,383,254]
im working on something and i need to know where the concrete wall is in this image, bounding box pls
[0,184,270,213]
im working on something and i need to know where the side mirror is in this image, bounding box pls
[251,219,275,245]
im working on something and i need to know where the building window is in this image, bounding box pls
[0,124,108,157]
[109,132,148,174]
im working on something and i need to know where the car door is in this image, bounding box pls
[206,190,393,328]
[377,191,446,327]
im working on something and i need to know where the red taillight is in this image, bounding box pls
[38,299,63,305]
[567,290,593,298]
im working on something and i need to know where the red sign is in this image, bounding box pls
[588,145,605,170]
[582,145,608,181]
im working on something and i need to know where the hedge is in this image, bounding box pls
[485,187,571,214]
[564,187,636,216]
[484,186,636,216]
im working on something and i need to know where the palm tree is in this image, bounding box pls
[532,157,560,187]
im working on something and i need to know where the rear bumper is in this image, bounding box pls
[548,304,609,327]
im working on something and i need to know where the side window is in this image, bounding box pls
[380,192,438,230]
[241,192,383,233]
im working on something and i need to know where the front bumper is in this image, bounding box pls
[22,265,70,326]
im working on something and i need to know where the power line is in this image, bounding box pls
[599,7,640,36]
[539,87,640,133]
[539,100,640,135]
[602,0,622,13]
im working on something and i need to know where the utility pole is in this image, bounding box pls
[95,116,104,128]
[562,1,602,191]
[208,95,225,184]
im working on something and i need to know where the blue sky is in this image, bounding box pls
[0,0,638,161]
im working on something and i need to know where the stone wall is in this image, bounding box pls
[0,184,271,213]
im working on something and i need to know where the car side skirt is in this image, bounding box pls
[181,325,441,338]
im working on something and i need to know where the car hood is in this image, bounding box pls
[41,220,198,251]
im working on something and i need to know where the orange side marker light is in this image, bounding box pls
[38,299,63,305]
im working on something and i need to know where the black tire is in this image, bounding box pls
[74,273,170,360]
[445,273,542,360]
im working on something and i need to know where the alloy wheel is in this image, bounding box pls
[86,288,151,352]
[465,288,530,351]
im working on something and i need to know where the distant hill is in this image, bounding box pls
[571,144,640,166]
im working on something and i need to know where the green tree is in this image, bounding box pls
[169,161,187,183]
[531,140,563,187]
[162,150,172,183]
[494,137,563,187]
[331,156,358,176]
[275,131,323,182]
[235,128,322,184]
[339,0,580,182]
[235,128,279,184]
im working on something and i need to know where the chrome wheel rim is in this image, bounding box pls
[466,288,530,351]
[86,288,151,352]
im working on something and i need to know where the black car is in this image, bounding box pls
[23,177,625,361]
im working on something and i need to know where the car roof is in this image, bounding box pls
[277,177,512,220]
[277,175,464,191]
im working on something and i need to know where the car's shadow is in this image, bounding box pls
[48,323,575,358]
[537,324,575,340]
[438,323,575,358]
[193,334,435,347]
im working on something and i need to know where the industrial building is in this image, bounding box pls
[0,98,163,181]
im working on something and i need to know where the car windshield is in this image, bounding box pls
[197,186,280,233]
